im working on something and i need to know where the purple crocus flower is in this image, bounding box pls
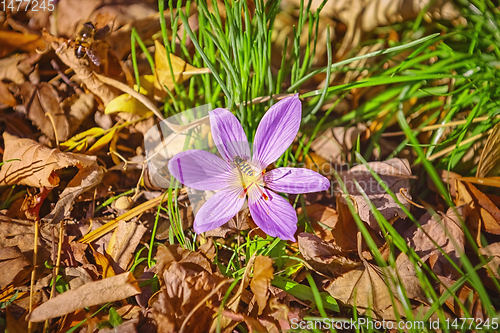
[168,95,330,241]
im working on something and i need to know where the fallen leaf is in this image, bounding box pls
[27,272,141,322]
[0,246,31,288]
[0,132,97,188]
[154,40,210,92]
[478,243,500,280]
[0,81,17,107]
[404,206,465,277]
[107,219,147,271]
[0,31,47,58]
[64,93,96,135]
[457,180,500,236]
[150,243,229,333]
[297,233,361,277]
[310,125,367,163]
[41,163,104,224]
[20,82,70,142]
[338,158,412,231]
[105,76,154,116]
[250,256,274,315]
[325,260,406,320]
[382,252,428,304]
[438,275,486,320]
[0,54,28,85]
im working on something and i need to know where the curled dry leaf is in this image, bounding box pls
[338,158,412,232]
[404,206,465,277]
[285,0,460,55]
[298,233,361,278]
[250,256,274,315]
[27,272,141,322]
[0,132,97,188]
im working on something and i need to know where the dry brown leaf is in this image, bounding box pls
[478,243,500,280]
[0,31,47,57]
[20,82,69,142]
[284,0,460,56]
[404,206,465,277]
[0,53,28,85]
[457,181,500,236]
[0,81,17,108]
[297,232,361,277]
[326,261,405,320]
[55,0,103,37]
[0,132,97,188]
[310,125,367,164]
[338,158,412,232]
[382,252,427,303]
[438,275,486,320]
[0,246,31,288]
[250,256,274,316]
[150,242,230,333]
[27,272,141,322]
[41,163,104,224]
[219,310,269,333]
[107,219,147,270]
[64,93,96,135]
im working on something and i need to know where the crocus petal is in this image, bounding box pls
[210,108,251,162]
[193,186,246,234]
[252,95,301,169]
[168,150,238,191]
[264,167,330,194]
[247,186,297,241]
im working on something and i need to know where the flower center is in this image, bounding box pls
[232,157,268,200]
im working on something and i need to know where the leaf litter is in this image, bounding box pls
[0,0,499,332]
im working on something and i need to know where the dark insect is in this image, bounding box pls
[74,22,100,66]
[233,156,254,177]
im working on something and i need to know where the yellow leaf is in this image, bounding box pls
[60,127,105,150]
[104,75,155,116]
[86,129,116,155]
[154,40,210,92]
[93,250,116,278]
